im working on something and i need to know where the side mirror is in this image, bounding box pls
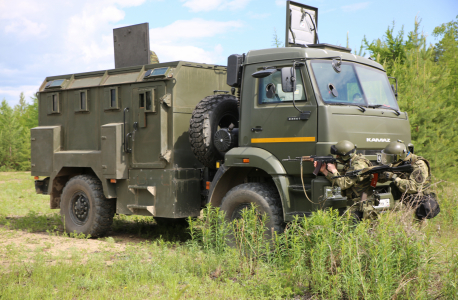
[388,76,398,100]
[391,84,398,99]
[252,69,277,78]
[281,67,296,93]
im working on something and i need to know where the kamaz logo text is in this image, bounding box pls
[366,138,391,142]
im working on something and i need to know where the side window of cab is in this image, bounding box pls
[257,67,306,104]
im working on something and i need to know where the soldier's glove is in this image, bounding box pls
[384,172,393,180]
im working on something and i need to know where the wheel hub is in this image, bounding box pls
[70,192,90,225]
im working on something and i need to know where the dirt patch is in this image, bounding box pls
[0,228,127,267]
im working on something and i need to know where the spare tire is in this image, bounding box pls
[189,94,239,168]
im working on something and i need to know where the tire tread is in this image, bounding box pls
[221,182,284,234]
[62,175,115,237]
[189,94,238,168]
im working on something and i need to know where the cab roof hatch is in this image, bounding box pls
[285,1,352,53]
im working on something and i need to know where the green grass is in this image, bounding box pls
[0,172,457,299]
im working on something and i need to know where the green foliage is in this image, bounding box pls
[432,16,458,102]
[363,19,421,74]
[364,17,458,181]
[1,172,458,299]
[188,203,457,299]
[272,27,283,48]
[0,93,38,171]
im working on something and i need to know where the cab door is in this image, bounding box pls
[243,64,318,175]
[130,81,169,168]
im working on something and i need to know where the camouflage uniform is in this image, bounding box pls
[326,153,374,219]
[325,153,372,200]
[150,51,160,64]
[392,153,431,196]
[390,153,440,219]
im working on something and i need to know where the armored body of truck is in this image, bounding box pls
[32,1,412,236]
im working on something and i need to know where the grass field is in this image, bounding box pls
[0,172,457,299]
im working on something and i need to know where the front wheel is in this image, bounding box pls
[60,175,115,237]
[220,183,284,239]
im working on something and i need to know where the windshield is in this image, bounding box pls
[310,61,399,110]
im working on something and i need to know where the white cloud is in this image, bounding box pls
[275,0,286,6]
[0,0,150,105]
[0,0,243,105]
[150,18,242,41]
[341,2,370,12]
[181,0,252,12]
[0,85,40,104]
[4,17,47,36]
[150,18,242,64]
[247,12,271,19]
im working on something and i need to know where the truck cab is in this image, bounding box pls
[208,46,411,222]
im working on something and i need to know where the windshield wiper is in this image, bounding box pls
[368,104,401,116]
[329,102,366,112]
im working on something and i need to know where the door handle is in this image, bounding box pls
[132,122,138,141]
[123,107,130,153]
[251,127,262,132]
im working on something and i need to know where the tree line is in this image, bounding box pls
[1,17,457,180]
[0,94,37,171]
[363,17,458,180]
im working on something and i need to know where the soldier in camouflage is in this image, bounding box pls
[314,140,373,219]
[150,51,160,64]
[383,140,440,219]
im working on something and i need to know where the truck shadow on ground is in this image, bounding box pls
[0,213,191,244]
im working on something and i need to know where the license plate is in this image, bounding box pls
[374,198,390,209]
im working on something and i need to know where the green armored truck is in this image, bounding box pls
[32,1,412,236]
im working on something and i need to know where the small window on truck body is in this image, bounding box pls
[74,90,89,112]
[47,93,60,114]
[138,88,156,112]
[104,87,120,110]
[257,67,306,104]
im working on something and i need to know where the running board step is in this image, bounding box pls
[126,204,156,216]
[128,185,156,196]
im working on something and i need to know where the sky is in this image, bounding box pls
[0,0,457,106]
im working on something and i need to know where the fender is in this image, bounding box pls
[208,147,291,219]
[223,147,287,175]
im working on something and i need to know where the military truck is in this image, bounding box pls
[32,1,412,237]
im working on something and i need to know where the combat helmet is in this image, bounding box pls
[331,140,356,161]
[382,140,409,162]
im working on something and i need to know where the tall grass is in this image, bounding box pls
[189,190,458,299]
[1,173,457,299]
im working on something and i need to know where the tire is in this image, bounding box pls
[220,183,284,238]
[189,94,238,168]
[60,175,115,237]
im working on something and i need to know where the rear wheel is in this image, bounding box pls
[60,175,115,237]
[220,183,284,239]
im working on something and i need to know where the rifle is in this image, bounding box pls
[332,164,413,187]
[302,155,337,176]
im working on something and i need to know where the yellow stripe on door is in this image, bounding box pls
[251,137,316,143]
